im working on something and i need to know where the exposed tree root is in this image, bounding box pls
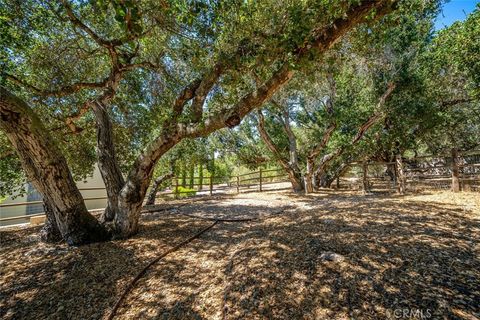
[107,203,289,319]
[174,212,256,222]
[106,220,219,320]
[173,207,289,223]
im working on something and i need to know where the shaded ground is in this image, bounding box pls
[0,191,479,319]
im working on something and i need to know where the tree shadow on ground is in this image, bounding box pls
[0,214,214,320]
[1,194,479,320]
[125,194,479,319]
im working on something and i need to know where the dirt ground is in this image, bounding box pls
[1,190,479,320]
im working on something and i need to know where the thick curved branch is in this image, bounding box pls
[270,100,301,171]
[121,0,398,216]
[185,63,294,138]
[306,74,338,174]
[191,63,224,122]
[351,82,396,144]
[295,0,396,59]
[145,172,174,205]
[257,109,304,191]
[256,110,291,170]
[440,97,479,109]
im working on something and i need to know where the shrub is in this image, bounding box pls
[174,186,197,198]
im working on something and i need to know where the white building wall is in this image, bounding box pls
[0,165,108,226]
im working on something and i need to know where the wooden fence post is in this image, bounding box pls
[259,168,263,192]
[199,164,203,191]
[451,148,460,192]
[236,176,240,193]
[189,163,195,189]
[362,161,369,194]
[174,177,179,199]
[209,175,213,196]
[396,154,405,194]
[393,164,397,190]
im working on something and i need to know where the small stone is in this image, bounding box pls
[319,252,345,262]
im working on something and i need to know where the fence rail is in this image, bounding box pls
[342,149,480,194]
[2,149,478,226]
[0,168,288,226]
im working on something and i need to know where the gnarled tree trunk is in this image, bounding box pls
[318,161,351,188]
[305,159,315,193]
[304,84,337,193]
[92,102,125,223]
[92,0,395,238]
[0,87,109,245]
[113,129,182,238]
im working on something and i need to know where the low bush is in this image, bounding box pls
[175,186,197,198]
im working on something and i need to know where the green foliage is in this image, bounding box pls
[3,0,477,197]
[0,134,26,198]
[174,186,196,198]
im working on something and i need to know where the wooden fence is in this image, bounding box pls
[166,168,289,197]
[2,149,478,226]
[340,149,480,193]
[0,168,289,226]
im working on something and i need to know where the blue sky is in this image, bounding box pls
[435,0,479,30]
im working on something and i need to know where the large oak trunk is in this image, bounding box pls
[0,87,109,245]
[39,200,62,243]
[305,159,315,193]
[92,102,125,223]
[113,130,182,238]
[1,1,396,244]
[287,171,304,192]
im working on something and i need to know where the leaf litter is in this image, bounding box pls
[0,190,479,319]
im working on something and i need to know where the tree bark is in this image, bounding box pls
[0,87,109,245]
[306,124,337,192]
[362,161,369,194]
[312,83,396,189]
[40,199,62,243]
[396,154,405,194]
[312,151,339,190]
[304,79,337,193]
[92,102,125,223]
[114,129,182,238]
[305,160,315,193]
[145,172,174,205]
[276,101,304,191]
